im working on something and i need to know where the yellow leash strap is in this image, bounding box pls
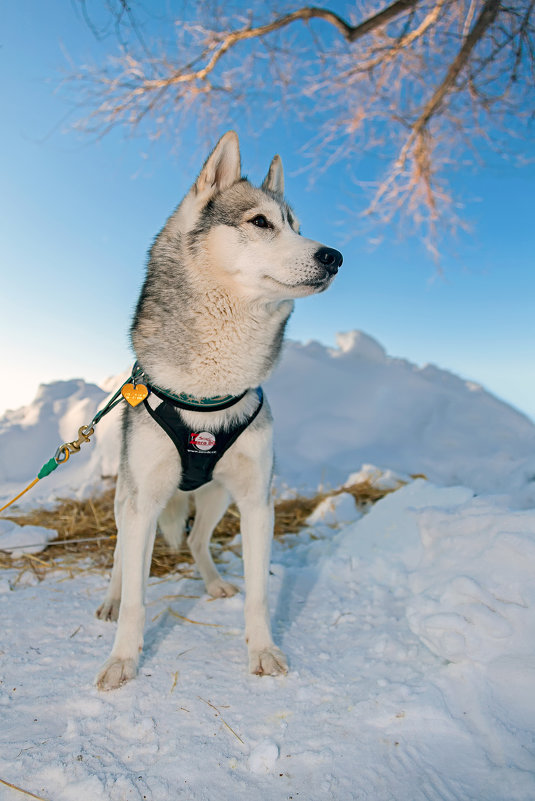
[0,451,69,515]
[0,478,40,514]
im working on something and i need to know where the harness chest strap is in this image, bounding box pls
[142,387,264,492]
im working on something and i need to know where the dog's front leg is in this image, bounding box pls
[96,471,128,622]
[236,494,288,676]
[95,497,157,691]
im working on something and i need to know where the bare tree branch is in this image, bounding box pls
[410,0,500,142]
[117,1,424,93]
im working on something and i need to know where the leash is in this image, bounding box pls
[0,364,144,514]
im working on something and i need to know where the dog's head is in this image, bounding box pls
[176,131,342,301]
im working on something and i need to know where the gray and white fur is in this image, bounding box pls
[95,131,342,690]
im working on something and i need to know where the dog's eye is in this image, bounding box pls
[249,214,271,229]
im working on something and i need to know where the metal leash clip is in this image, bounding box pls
[55,424,95,464]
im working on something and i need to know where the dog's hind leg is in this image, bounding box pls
[188,481,238,598]
[158,489,190,551]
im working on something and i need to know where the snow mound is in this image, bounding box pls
[333,330,387,362]
[329,480,535,775]
[306,492,359,526]
[334,479,535,668]
[268,335,535,504]
[406,498,535,666]
[248,740,279,774]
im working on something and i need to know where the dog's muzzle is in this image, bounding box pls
[314,247,343,277]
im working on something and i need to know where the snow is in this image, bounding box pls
[343,463,411,491]
[1,330,535,799]
[1,481,534,799]
[248,740,280,774]
[305,491,360,526]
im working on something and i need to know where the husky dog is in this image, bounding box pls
[95,131,342,690]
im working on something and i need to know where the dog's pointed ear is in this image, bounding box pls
[195,131,241,196]
[262,155,284,197]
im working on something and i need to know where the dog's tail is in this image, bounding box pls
[158,490,190,551]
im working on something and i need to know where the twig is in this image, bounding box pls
[167,608,222,627]
[198,696,245,744]
[0,777,51,801]
[0,535,117,553]
[147,593,201,605]
[21,554,50,568]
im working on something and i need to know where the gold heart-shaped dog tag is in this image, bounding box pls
[121,383,149,407]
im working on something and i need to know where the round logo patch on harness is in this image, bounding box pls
[189,431,216,451]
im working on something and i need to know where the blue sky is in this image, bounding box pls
[1,1,534,421]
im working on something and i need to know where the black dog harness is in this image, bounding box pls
[142,383,264,491]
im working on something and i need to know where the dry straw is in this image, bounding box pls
[0,477,411,581]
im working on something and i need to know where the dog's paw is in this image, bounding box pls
[96,599,120,621]
[249,645,288,677]
[206,578,240,599]
[95,657,137,691]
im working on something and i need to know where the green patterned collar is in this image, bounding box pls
[132,362,250,412]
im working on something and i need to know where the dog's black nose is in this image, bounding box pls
[314,247,343,275]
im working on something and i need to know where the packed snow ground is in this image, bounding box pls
[1,481,534,800]
[1,331,535,799]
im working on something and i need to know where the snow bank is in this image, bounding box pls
[1,331,535,508]
[328,481,535,782]
[334,479,535,674]
[268,332,535,503]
